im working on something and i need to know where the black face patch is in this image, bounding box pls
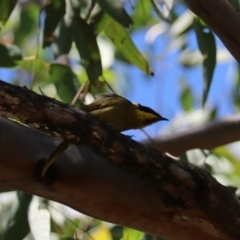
[137,104,161,117]
[137,104,168,122]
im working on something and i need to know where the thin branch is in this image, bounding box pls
[143,114,240,156]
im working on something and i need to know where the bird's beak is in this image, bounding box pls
[160,116,169,121]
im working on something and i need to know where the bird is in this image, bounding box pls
[81,93,168,131]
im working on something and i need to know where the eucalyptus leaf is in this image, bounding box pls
[14,4,39,46]
[228,0,240,10]
[234,65,240,110]
[3,191,32,240]
[0,44,22,67]
[49,63,80,103]
[96,0,132,28]
[180,83,193,111]
[131,0,153,31]
[0,0,18,30]
[150,0,174,21]
[73,16,102,85]
[193,17,216,105]
[94,13,153,75]
[122,228,144,240]
[42,0,66,47]
[53,14,73,57]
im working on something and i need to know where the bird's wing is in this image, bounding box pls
[82,93,131,112]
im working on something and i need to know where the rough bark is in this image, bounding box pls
[184,0,240,62]
[1,80,240,240]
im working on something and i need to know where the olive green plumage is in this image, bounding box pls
[82,93,168,131]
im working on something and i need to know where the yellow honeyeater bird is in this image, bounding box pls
[81,93,168,131]
[42,93,168,176]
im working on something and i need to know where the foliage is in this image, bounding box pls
[0,0,239,239]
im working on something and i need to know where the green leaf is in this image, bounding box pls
[193,17,216,105]
[170,10,193,37]
[42,0,66,47]
[111,225,123,240]
[49,63,80,103]
[0,43,22,67]
[208,107,218,121]
[122,228,144,240]
[14,4,39,46]
[53,14,73,57]
[234,64,240,110]
[0,0,18,30]
[3,191,32,240]
[131,0,154,31]
[228,0,240,10]
[94,13,153,75]
[179,152,189,164]
[95,0,132,28]
[236,65,240,89]
[19,58,49,85]
[73,16,102,85]
[150,0,175,22]
[214,146,240,175]
[144,233,166,240]
[180,82,193,111]
[60,238,76,240]
[61,218,80,237]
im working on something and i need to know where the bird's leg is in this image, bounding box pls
[41,82,89,176]
[41,140,70,176]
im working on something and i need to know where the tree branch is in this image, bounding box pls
[1,80,240,239]
[143,114,240,156]
[184,0,240,62]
